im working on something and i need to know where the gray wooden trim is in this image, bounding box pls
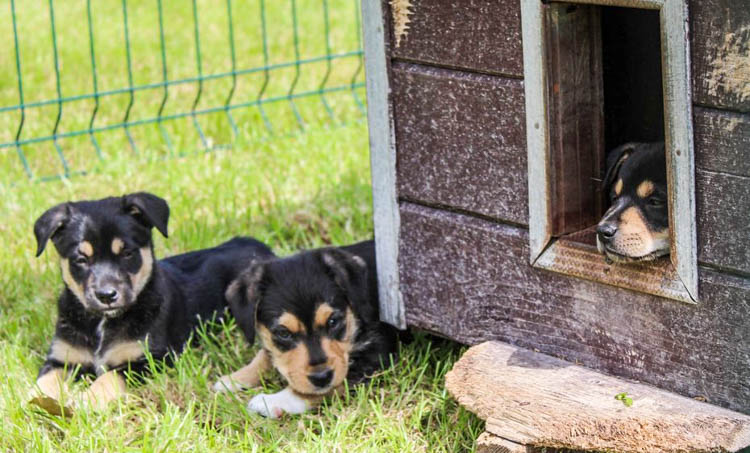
[661,0,698,301]
[522,0,698,303]
[362,0,405,328]
[521,0,551,264]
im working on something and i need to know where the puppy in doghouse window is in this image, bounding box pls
[596,142,669,263]
[213,240,400,418]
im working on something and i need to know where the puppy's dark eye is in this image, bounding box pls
[74,256,88,266]
[327,315,343,330]
[274,327,292,340]
[648,197,665,207]
[122,249,135,259]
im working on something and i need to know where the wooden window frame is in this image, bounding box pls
[521,0,699,303]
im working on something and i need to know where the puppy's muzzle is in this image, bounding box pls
[307,368,333,389]
[94,287,120,305]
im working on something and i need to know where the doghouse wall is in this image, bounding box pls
[382,0,750,413]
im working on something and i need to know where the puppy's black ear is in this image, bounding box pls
[225,261,266,343]
[34,203,72,257]
[320,249,377,324]
[123,192,169,238]
[602,142,638,193]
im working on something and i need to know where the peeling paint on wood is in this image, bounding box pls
[705,25,750,106]
[389,0,523,77]
[692,0,750,112]
[389,0,413,48]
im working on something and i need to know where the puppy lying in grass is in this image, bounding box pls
[31,192,274,413]
[213,240,400,418]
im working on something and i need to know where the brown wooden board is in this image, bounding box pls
[690,0,750,112]
[392,62,528,225]
[398,201,750,414]
[387,0,523,78]
[694,107,750,177]
[545,4,605,235]
[448,341,750,453]
[697,169,750,275]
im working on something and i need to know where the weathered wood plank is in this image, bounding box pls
[363,0,405,328]
[399,202,750,414]
[387,0,523,78]
[546,4,605,234]
[691,0,750,112]
[447,341,750,452]
[694,107,750,177]
[696,169,750,274]
[476,432,526,453]
[392,63,528,225]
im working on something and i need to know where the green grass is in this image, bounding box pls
[0,1,483,451]
[0,124,483,452]
[0,0,367,182]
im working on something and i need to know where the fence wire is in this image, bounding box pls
[0,0,366,182]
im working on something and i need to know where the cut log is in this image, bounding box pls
[446,341,750,453]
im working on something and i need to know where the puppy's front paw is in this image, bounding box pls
[247,388,308,419]
[78,370,127,411]
[212,375,246,393]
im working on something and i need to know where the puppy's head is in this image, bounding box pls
[596,142,669,263]
[226,248,375,395]
[34,192,169,317]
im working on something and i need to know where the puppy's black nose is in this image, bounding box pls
[597,222,618,241]
[95,288,119,305]
[308,369,333,388]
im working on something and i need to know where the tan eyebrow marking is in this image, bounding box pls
[314,303,335,329]
[79,241,94,257]
[614,179,623,196]
[111,238,124,255]
[637,180,655,198]
[279,312,306,334]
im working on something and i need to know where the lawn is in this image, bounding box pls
[0,0,483,451]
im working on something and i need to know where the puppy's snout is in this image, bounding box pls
[95,287,119,305]
[308,368,333,388]
[596,222,618,242]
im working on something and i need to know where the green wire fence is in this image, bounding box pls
[0,0,366,183]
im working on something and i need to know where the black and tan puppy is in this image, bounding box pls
[596,142,669,263]
[33,192,274,410]
[213,240,399,418]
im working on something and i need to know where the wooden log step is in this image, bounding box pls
[446,341,750,453]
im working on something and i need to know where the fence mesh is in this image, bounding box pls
[0,0,365,183]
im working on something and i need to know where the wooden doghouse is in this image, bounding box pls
[362,0,749,450]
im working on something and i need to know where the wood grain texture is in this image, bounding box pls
[447,341,750,452]
[399,202,750,414]
[691,0,750,112]
[387,0,523,78]
[546,4,605,235]
[392,62,528,225]
[476,432,526,453]
[694,107,750,177]
[521,0,552,263]
[696,169,750,274]
[364,0,405,328]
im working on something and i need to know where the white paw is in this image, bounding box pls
[212,376,246,393]
[247,388,308,419]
